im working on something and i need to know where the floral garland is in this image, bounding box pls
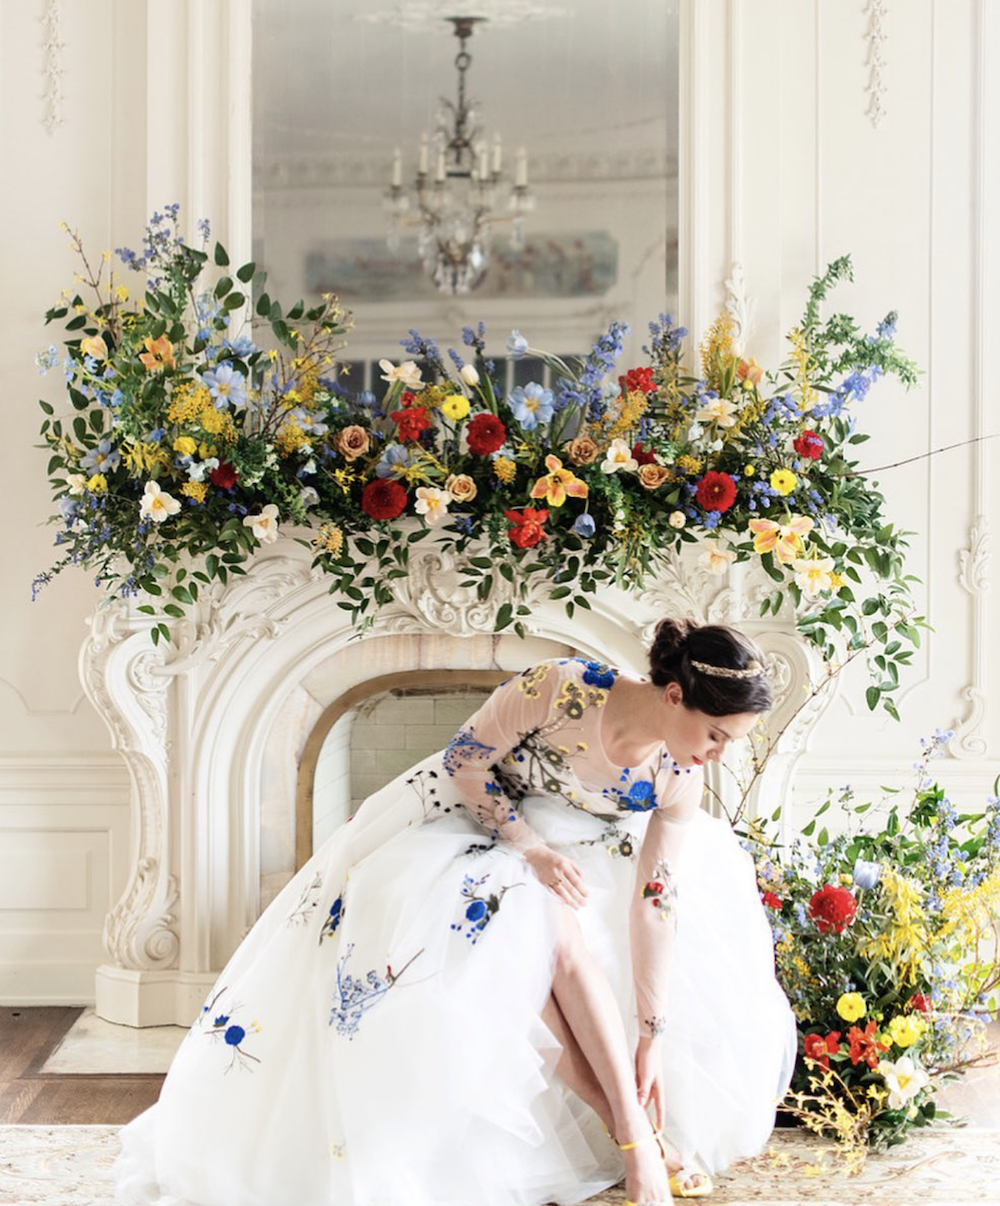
[35,209,923,711]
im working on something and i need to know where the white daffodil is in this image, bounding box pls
[187,457,219,483]
[793,554,836,598]
[414,486,451,525]
[600,438,638,475]
[699,545,737,575]
[379,358,423,389]
[243,504,280,545]
[694,397,738,427]
[66,472,89,496]
[139,481,181,523]
[877,1057,929,1110]
[459,363,480,387]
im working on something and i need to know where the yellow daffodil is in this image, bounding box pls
[770,468,798,496]
[887,1014,926,1049]
[378,358,423,388]
[836,992,867,1023]
[530,454,589,507]
[748,515,814,564]
[877,1056,930,1109]
[440,394,470,422]
[694,397,738,427]
[793,554,836,598]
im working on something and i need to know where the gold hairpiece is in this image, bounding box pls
[689,658,768,680]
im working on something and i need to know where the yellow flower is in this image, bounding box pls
[313,523,344,556]
[173,436,198,458]
[139,335,175,372]
[275,421,309,456]
[440,394,470,422]
[770,468,798,496]
[887,1014,926,1049]
[86,473,108,492]
[494,456,517,485]
[530,454,589,507]
[181,481,208,503]
[122,440,171,475]
[836,992,867,1023]
[80,335,108,361]
[743,464,756,477]
[199,442,218,459]
[749,515,814,564]
[115,285,129,302]
[674,454,703,476]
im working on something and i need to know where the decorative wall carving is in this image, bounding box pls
[865,0,889,129]
[724,261,754,355]
[40,0,65,135]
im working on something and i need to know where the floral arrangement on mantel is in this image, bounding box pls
[35,208,923,714]
[744,731,1000,1169]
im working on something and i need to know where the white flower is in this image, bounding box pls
[699,545,737,575]
[138,481,181,523]
[708,437,724,452]
[600,438,638,475]
[187,457,219,483]
[300,458,317,476]
[243,504,280,545]
[459,364,479,387]
[379,358,423,389]
[793,554,836,598]
[668,510,686,530]
[687,422,705,441]
[694,397,738,427]
[66,472,89,496]
[877,1057,930,1110]
[299,486,320,510]
[414,486,451,525]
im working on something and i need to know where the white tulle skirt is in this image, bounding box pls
[115,755,796,1206]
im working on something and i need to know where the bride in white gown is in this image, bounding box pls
[115,619,797,1206]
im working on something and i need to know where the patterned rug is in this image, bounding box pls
[1,1125,998,1205]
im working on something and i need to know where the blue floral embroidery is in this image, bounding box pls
[200,988,261,1071]
[443,727,496,775]
[451,873,523,944]
[329,943,424,1039]
[619,779,658,812]
[319,895,345,944]
[575,659,617,690]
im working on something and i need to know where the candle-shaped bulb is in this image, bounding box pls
[418,135,429,175]
[392,148,403,188]
[492,133,502,174]
[436,148,446,182]
[515,148,528,188]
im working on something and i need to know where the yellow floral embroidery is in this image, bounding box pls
[518,663,551,700]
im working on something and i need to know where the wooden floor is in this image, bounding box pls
[0,1008,164,1124]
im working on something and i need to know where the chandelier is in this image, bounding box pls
[385,16,534,295]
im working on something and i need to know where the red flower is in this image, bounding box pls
[390,406,431,442]
[694,470,737,513]
[793,429,824,459]
[908,993,931,1013]
[209,461,239,489]
[761,891,783,910]
[466,413,507,456]
[808,885,858,935]
[619,367,656,395]
[644,881,665,896]
[361,478,408,521]
[632,442,658,466]
[803,1030,842,1071]
[847,1021,889,1069]
[400,391,417,405]
[505,506,549,549]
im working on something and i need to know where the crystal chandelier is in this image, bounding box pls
[385,16,534,295]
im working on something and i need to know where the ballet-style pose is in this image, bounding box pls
[116,619,797,1206]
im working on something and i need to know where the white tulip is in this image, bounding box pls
[459,364,480,387]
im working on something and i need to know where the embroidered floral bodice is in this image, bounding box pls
[444,657,705,1036]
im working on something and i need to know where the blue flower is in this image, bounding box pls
[573,513,596,538]
[223,1024,246,1046]
[506,330,529,359]
[621,780,657,811]
[580,660,616,689]
[213,1014,230,1027]
[375,443,411,479]
[80,439,121,474]
[202,363,248,410]
[508,382,554,431]
[329,897,343,931]
[59,497,80,523]
[465,900,488,923]
[852,859,881,889]
[35,345,59,375]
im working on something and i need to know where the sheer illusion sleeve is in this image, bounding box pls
[630,766,705,1038]
[443,662,560,853]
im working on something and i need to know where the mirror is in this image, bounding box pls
[252,0,679,367]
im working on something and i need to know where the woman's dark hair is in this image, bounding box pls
[648,618,773,715]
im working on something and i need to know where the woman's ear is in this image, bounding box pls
[663,681,683,708]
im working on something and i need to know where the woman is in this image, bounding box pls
[116,619,797,1206]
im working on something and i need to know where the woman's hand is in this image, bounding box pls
[523,845,588,909]
[635,1035,665,1130]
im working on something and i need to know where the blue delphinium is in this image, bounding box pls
[508,382,554,431]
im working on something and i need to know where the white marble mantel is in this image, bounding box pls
[81,534,831,1026]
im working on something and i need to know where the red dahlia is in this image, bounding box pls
[761,891,783,910]
[619,366,656,395]
[632,442,658,466]
[504,506,549,549]
[694,470,737,513]
[390,406,431,442]
[361,478,408,521]
[808,884,858,934]
[793,429,824,459]
[466,413,507,456]
[209,461,239,489]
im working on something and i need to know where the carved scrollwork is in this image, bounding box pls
[724,261,754,355]
[103,857,179,969]
[865,0,888,129]
[957,515,990,596]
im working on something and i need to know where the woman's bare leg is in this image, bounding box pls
[541,993,612,1130]
[548,908,670,1204]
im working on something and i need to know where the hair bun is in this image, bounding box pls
[650,617,695,671]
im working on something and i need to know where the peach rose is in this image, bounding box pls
[445,473,477,503]
[638,463,671,490]
[336,425,371,461]
[565,436,599,466]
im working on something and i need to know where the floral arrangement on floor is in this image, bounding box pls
[36,209,922,710]
[743,731,1000,1169]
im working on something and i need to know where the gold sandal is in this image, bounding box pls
[613,1130,675,1206]
[617,1128,714,1200]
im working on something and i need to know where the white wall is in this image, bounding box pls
[1,0,997,1004]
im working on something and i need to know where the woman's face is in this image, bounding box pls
[660,682,761,767]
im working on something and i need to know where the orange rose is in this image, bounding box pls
[445,473,477,503]
[565,436,599,466]
[638,463,670,490]
[336,425,371,461]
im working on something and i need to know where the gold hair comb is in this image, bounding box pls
[689,658,769,680]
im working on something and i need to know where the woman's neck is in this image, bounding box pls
[601,677,667,766]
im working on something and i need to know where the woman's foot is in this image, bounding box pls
[615,1122,672,1206]
[654,1132,712,1198]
